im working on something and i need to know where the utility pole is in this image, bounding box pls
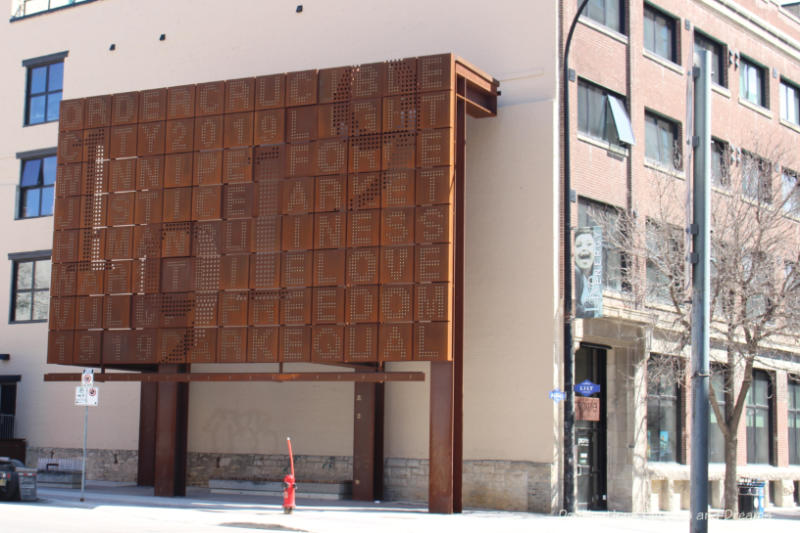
[562,0,590,514]
[690,49,711,533]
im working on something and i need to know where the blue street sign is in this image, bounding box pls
[549,390,567,403]
[574,379,600,397]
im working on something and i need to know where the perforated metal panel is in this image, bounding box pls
[52,54,464,366]
[112,92,139,126]
[76,295,103,329]
[248,327,279,362]
[379,323,413,362]
[74,330,102,365]
[51,262,78,297]
[311,325,344,362]
[164,153,193,187]
[56,164,83,197]
[219,291,249,326]
[158,328,191,363]
[218,327,247,363]
[190,328,217,363]
[160,292,195,327]
[345,324,378,362]
[48,331,74,364]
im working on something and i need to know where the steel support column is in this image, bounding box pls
[137,381,157,486]
[353,378,384,501]
[154,364,189,497]
[452,75,467,514]
[429,361,455,513]
[428,74,467,514]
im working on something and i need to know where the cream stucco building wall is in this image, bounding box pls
[0,0,560,511]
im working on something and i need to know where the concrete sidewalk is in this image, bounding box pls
[2,482,799,533]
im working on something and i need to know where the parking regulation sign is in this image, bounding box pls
[81,369,94,387]
[75,386,99,406]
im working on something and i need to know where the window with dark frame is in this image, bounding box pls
[711,138,730,188]
[578,197,630,293]
[18,153,56,219]
[644,4,678,63]
[709,366,727,463]
[780,78,800,126]
[646,354,682,462]
[694,32,726,87]
[577,79,635,148]
[645,111,681,170]
[10,256,51,323]
[25,59,63,125]
[740,57,768,108]
[583,0,624,34]
[790,378,800,465]
[746,369,773,465]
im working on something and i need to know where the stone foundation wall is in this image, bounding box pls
[187,453,352,485]
[27,447,138,482]
[26,447,557,512]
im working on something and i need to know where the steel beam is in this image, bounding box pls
[428,361,455,513]
[352,378,384,501]
[452,75,467,514]
[44,371,425,383]
[137,381,157,487]
[153,364,189,497]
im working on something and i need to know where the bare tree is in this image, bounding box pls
[598,139,800,516]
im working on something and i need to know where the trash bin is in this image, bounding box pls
[738,479,765,518]
[752,480,766,518]
[16,467,37,502]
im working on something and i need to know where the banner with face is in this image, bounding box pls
[574,226,603,318]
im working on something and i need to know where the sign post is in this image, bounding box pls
[75,369,98,502]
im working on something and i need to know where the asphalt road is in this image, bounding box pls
[2,485,799,533]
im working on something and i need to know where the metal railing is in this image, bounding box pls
[11,0,91,19]
[0,414,14,440]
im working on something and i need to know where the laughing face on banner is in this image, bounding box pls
[574,227,603,318]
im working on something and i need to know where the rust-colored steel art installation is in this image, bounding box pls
[49,54,468,367]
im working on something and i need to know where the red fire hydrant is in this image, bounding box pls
[282,437,296,514]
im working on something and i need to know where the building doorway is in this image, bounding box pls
[0,378,18,440]
[575,345,607,510]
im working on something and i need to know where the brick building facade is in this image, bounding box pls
[564,0,800,511]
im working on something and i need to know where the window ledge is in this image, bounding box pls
[741,195,774,209]
[711,84,731,99]
[642,50,684,75]
[711,184,733,196]
[576,133,630,158]
[781,209,800,223]
[15,214,54,221]
[22,120,59,128]
[8,319,48,325]
[645,300,680,314]
[738,97,772,119]
[779,118,800,134]
[578,17,629,45]
[644,159,685,180]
